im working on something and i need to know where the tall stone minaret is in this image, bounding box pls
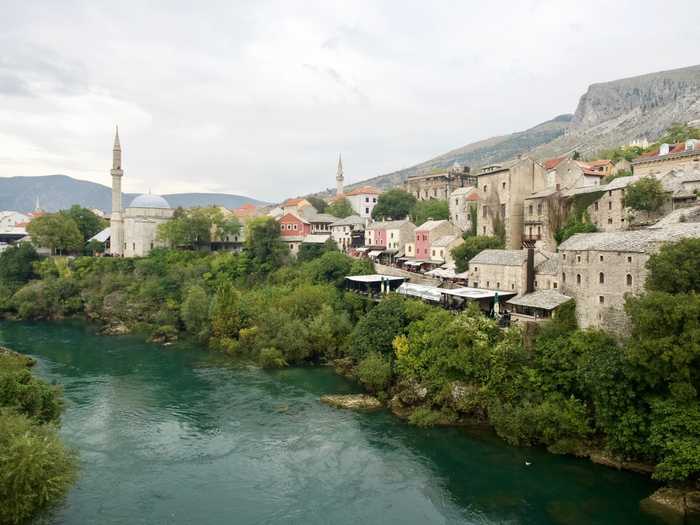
[110,127,125,256]
[336,154,344,197]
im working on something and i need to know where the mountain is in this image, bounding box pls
[0,175,268,213]
[341,64,700,193]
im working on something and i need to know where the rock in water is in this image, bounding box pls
[320,394,382,411]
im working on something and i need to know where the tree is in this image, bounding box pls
[624,177,666,213]
[180,285,210,337]
[158,207,240,250]
[60,205,107,242]
[244,216,289,274]
[0,243,39,286]
[371,189,417,220]
[554,217,597,245]
[646,238,700,294]
[349,294,409,359]
[659,122,700,144]
[412,199,449,225]
[450,236,504,272]
[326,197,354,218]
[357,352,393,392]
[210,281,241,343]
[298,238,338,263]
[26,213,83,255]
[307,196,328,213]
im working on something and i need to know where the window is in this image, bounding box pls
[373,198,377,203]
[576,274,581,284]
[626,274,632,286]
[599,296,605,304]
[608,218,613,224]
[483,226,486,235]
[537,226,541,238]
[440,250,444,257]
[482,207,487,218]
[608,190,612,197]
[365,197,369,203]
[577,255,581,263]
[608,201,612,210]
[500,204,505,218]
[497,282,501,288]
[529,205,533,215]
[594,202,599,211]
[511,283,515,290]
[433,189,437,197]
[562,273,566,283]
[599,255,604,262]
[502,182,506,189]
[553,282,558,289]
[486,281,490,287]
[365,208,369,214]
[474,267,478,271]
[533,280,537,288]
[627,256,632,263]
[599,272,605,284]
[537,203,542,214]
[293,224,298,230]
[562,253,566,260]
[483,185,487,192]
[432,249,435,256]
[289,244,294,249]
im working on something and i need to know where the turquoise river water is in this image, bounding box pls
[0,320,667,525]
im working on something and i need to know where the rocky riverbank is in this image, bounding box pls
[320,394,383,411]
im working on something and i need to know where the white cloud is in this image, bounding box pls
[0,0,698,202]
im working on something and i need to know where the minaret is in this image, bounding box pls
[336,154,344,197]
[110,127,125,256]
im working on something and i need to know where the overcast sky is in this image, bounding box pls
[1,1,698,202]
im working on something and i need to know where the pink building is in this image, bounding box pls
[278,212,311,237]
[365,224,387,247]
[414,220,462,259]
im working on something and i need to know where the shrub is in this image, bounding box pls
[408,407,452,427]
[0,410,78,525]
[258,348,288,369]
[357,352,392,392]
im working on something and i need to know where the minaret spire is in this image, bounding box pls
[336,153,344,197]
[110,126,125,256]
[112,126,121,170]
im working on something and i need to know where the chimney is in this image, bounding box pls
[526,247,535,294]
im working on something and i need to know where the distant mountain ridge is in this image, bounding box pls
[0,175,268,213]
[340,64,700,194]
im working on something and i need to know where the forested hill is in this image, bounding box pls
[0,175,268,213]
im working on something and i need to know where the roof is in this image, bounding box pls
[345,186,381,196]
[526,187,559,200]
[345,274,406,284]
[431,234,460,248]
[469,249,527,266]
[651,205,700,228]
[330,215,366,227]
[425,268,457,279]
[635,141,700,163]
[281,198,306,207]
[450,186,479,197]
[441,287,517,300]
[544,157,566,170]
[507,290,572,311]
[416,219,449,232]
[397,283,443,302]
[367,219,414,230]
[302,234,331,244]
[299,207,336,223]
[535,253,560,275]
[279,211,310,224]
[129,193,171,209]
[558,224,700,253]
[89,227,111,243]
[587,159,614,168]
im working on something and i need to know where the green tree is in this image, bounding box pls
[26,213,83,255]
[357,352,393,392]
[371,189,417,220]
[349,294,409,359]
[412,199,449,225]
[180,285,210,337]
[158,207,240,250]
[210,281,241,347]
[244,216,289,274]
[326,197,354,218]
[0,243,39,287]
[60,205,107,242]
[645,238,700,294]
[450,236,504,272]
[554,216,597,245]
[623,177,666,213]
[658,122,700,144]
[307,196,328,213]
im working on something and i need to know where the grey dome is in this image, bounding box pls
[129,193,171,209]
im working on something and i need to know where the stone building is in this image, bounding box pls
[330,215,365,252]
[449,186,479,232]
[344,186,381,219]
[429,235,463,266]
[405,162,475,201]
[476,157,547,249]
[558,224,700,330]
[632,140,700,178]
[413,219,462,260]
[465,249,546,294]
[109,129,174,257]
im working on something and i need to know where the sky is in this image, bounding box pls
[1,1,699,202]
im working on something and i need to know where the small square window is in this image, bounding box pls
[599,296,605,304]
[600,255,604,262]
[627,256,632,263]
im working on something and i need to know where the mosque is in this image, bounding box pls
[109,128,174,257]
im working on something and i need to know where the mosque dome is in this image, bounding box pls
[129,193,171,209]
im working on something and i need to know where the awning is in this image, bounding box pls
[441,287,517,300]
[404,261,423,267]
[425,268,456,279]
[345,274,406,284]
[368,250,383,258]
[356,247,369,252]
[397,283,443,302]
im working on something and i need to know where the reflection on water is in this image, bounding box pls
[0,320,664,525]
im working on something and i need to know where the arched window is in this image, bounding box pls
[599,272,605,284]
[576,274,581,284]
[626,274,632,286]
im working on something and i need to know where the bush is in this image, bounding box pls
[408,407,452,427]
[0,410,78,525]
[258,348,288,369]
[357,352,392,392]
[0,360,63,424]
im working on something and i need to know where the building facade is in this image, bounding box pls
[345,186,381,219]
[449,186,479,232]
[405,163,475,201]
[414,220,462,260]
[632,140,700,178]
[330,215,365,252]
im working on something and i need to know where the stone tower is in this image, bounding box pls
[110,127,125,256]
[336,153,344,197]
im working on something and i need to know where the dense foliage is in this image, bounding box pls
[623,177,667,213]
[26,213,83,255]
[371,189,417,221]
[411,199,449,226]
[59,205,108,243]
[326,198,354,218]
[0,351,77,524]
[306,196,328,213]
[158,206,240,249]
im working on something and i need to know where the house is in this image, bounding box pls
[405,162,476,201]
[476,157,547,249]
[280,198,312,215]
[429,235,463,265]
[413,220,462,260]
[344,186,382,219]
[465,249,546,294]
[278,212,310,254]
[298,207,336,234]
[506,289,572,321]
[632,140,700,178]
[330,215,366,252]
[0,211,30,231]
[449,186,480,232]
[558,223,700,330]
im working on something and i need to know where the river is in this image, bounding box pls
[0,320,665,525]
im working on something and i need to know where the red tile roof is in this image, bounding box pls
[345,186,381,196]
[544,157,565,170]
[282,198,305,206]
